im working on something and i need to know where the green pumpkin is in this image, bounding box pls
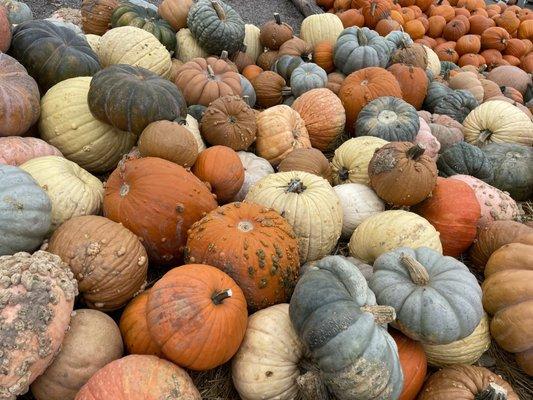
[240,75,256,107]
[289,255,404,400]
[370,247,483,345]
[272,55,304,81]
[9,20,100,93]
[0,165,52,255]
[440,61,459,80]
[481,143,533,201]
[0,0,32,24]
[88,64,187,135]
[187,0,245,56]
[290,63,327,98]
[437,141,493,182]
[355,96,420,141]
[187,104,207,122]
[424,82,478,123]
[111,2,176,53]
[334,27,393,75]
[385,30,413,49]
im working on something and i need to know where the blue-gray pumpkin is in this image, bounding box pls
[385,30,413,50]
[239,75,256,107]
[0,165,52,255]
[289,255,404,400]
[272,55,304,81]
[437,141,494,182]
[290,63,327,98]
[334,27,393,75]
[424,82,478,123]
[370,247,483,345]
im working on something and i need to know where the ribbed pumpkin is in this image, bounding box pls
[81,0,119,35]
[390,330,427,400]
[185,202,299,310]
[103,157,217,266]
[349,210,442,263]
[158,0,192,31]
[252,71,291,108]
[146,264,248,370]
[243,24,262,62]
[175,28,208,63]
[291,88,345,151]
[313,41,335,73]
[300,13,344,46]
[277,148,332,182]
[48,215,148,311]
[387,64,428,110]
[40,77,136,173]
[0,137,61,166]
[246,171,342,263]
[436,141,493,182]
[20,156,103,232]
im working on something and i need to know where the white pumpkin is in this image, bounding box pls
[349,210,442,263]
[424,45,441,77]
[333,183,385,239]
[98,26,172,78]
[300,14,344,46]
[175,28,208,63]
[232,304,305,400]
[244,24,263,63]
[234,152,274,202]
[183,114,205,153]
[39,77,136,174]
[20,156,104,231]
[85,34,100,53]
[246,171,343,263]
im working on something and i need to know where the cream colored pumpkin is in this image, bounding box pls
[463,101,533,147]
[234,151,274,202]
[333,183,385,239]
[98,26,172,78]
[422,313,491,367]
[232,304,305,400]
[331,136,389,185]
[256,105,311,166]
[40,77,136,174]
[348,210,442,263]
[184,114,205,153]
[448,72,484,103]
[244,24,263,63]
[424,45,441,77]
[175,28,208,63]
[300,14,344,46]
[246,171,343,263]
[20,156,104,231]
[85,34,101,53]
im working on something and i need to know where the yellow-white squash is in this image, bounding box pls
[424,45,441,77]
[244,24,263,63]
[20,156,104,231]
[183,114,205,153]
[300,14,344,46]
[85,34,100,53]
[97,26,172,78]
[39,77,136,174]
[175,28,208,63]
[246,171,343,263]
[232,304,305,400]
[349,210,442,263]
[331,136,389,185]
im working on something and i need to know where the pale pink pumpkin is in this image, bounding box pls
[449,174,520,228]
[0,137,62,166]
[414,117,441,161]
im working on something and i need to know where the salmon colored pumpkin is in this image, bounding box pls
[391,329,427,400]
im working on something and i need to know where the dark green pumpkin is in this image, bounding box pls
[187,0,245,56]
[272,55,304,81]
[481,143,533,201]
[188,104,207,122]
[0,0,33,24]
[111,2,176,52]
[437,141,493,182]
[440,61,459,80]
[88,64,187,135]
[423,82,452,111]
[355,96,420,141]
[9,20,100,93]
[424,82,478,123]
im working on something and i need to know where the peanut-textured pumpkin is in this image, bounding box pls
[0,251,77,399]
[0,53,40,137]
[414,177,480,257]
[387,63,428,110]
[278,148,332,182]
[146,264,248,370]
[20,156,103,232]
[246,171,343,263]
[234,151,274,202]
[300,13,344,46]
[75,355,201,399]
[200,95,256,151]
[369,142,437,206]
[81,0,119,35]
[0,137,61,167]
[349,210,442,263]
[370,246,483,344]
[291,88,345,151]
[103,157,217,266]
[175,28,209,63]
[48,215,148,311]
[483,238,533,375]
[417,365,519,400]
[390,330,427,400]
[30,309,123,400]
[158,0,192,31]
[186,202,299,310]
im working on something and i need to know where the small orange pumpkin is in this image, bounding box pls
[313,41,335,73]
[456,34,481,55]
[481,26,510,51]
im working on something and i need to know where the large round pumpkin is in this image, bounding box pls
[246,171,342,263]
[390,330,427,400]
[0,137,61,166]
[30,309,123,400]
[20,156,104,232]
[185,202,299,310]
[146,264,248,371]
[75,355,201,399]
[80,0,119,35]
[301,13,343,46]
[103,157,217,266]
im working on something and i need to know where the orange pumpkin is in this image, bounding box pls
[416,36,437,49]
[104,157,217,266]
[414,177,481,257]
[401,7,416,22]
[427,15,446,38]
[518,20,533,40]
[456,34,481,55]
[521,52,533,72]
[471,8,488,17]
[443,18,469,41]
[430,5,456,22]
[480,48,503,65]
[337,9,365,27]
[454,7,471,18]
[504,38,527,58]
[146,264,248,370]
[503,54,521,66]
[391,329,427,400]
[242,65,263,81]
[481,26,510,50]
[405,19,426,39]
[387,64,428,110]
[495,11,521,35]
[313,41,335,73]
[376,18,402,36]
[435,42,459,63]
[469,14,496,35]
[458,53,485,67]
[362,0,392,28]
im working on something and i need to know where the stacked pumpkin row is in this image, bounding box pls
[1,0,533,399]
[319,0,533,71]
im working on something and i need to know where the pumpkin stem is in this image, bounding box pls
[207,65,216,78]
[361,305,396,325]
[282,86,293,96]
[478,130,492,144]
[212,289,232,305]
[475,383,508,400]
[406,143,426,160]
[400,254,430,285]
[356,29,368,46]
[286,178,306,194]
[338,167,349,182]
[274,12,281,24]
[296,370,330,400]
[211,1,226,20]
[220,50,229,61]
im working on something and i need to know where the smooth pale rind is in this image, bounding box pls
[244,24,262,62]
[300,14,344,46]
[175,28,208,63]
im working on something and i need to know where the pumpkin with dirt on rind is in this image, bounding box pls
[278,148,333,183]
[0,137,61,166]
[0,4,11,52]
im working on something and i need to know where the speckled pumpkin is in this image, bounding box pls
[0,137,61,166]
[81,0,119,35]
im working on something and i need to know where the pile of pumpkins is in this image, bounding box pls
[0,0,532,399]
